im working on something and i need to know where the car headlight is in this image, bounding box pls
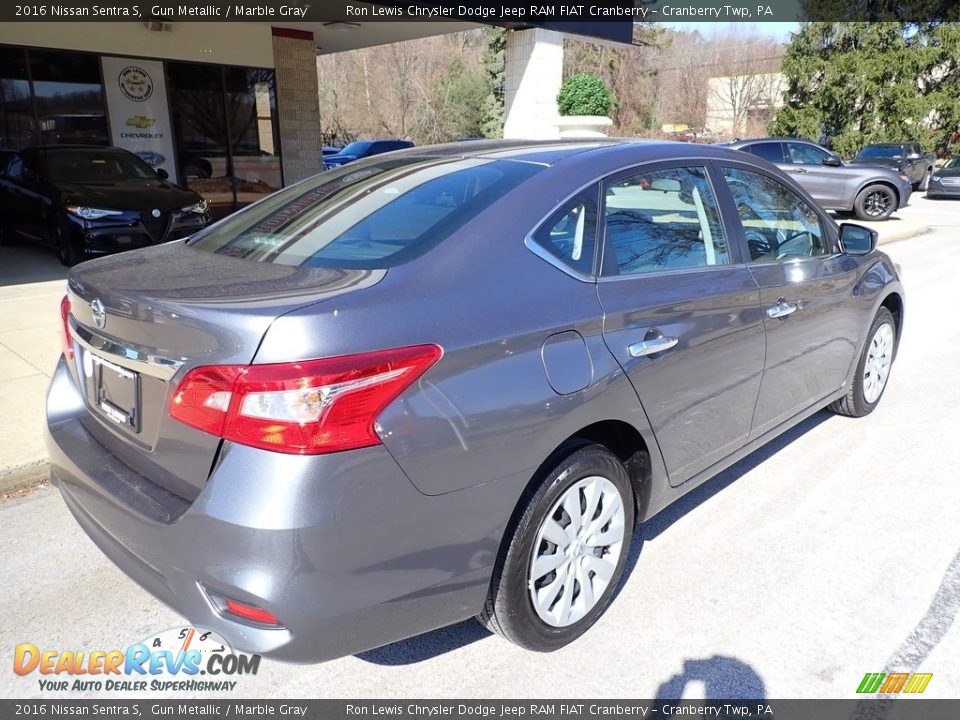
[181,199,208,214]
[931,174,941,181]
[899,174,910,182]
[65,206,124,220]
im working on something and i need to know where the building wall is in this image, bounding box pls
[706,72,786,139]
[0,22,275,67]
[503,28,564,140]
[272,30,323,183]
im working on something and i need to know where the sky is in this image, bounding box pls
[658,21,800,42]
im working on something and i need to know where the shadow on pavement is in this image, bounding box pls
[655,655,767,700]
[356,619,490,665]
[0,244,67,287]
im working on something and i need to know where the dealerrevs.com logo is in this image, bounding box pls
[13,627,260,693]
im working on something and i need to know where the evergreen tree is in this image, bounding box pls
[770,22,960,157]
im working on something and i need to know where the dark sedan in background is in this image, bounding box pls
[47,140,902,663]
[724,138,912,221]
[927,157,960,198]
[0,145,211,265]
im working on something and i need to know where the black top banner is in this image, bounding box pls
[2,0,958,25]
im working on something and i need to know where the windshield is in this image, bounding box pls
[942,158,959,170]
[188,156,542,269]
[340,142,374,156]
[856,146,904,160]
[44,150,157,183]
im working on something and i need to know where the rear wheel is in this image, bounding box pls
[478,444,635,652]
[854,185,896,221]
[829,307,897,417]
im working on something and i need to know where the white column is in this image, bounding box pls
[503,28,564,140]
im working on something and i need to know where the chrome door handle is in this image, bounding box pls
[629,336,679,358]
[767,298,798,319]
[790,168,808,174]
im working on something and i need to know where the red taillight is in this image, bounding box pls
[169,344,442,455]
[59,294,74,360]
[224,599,281,626]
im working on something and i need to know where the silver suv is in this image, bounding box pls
[724,138,912,221]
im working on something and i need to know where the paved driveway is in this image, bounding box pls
[1,202,959,701]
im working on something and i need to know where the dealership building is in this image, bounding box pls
[0,15,628,221]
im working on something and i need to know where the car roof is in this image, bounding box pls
[392,138,761,167]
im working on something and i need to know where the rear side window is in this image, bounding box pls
[743,142,785,164]
[188,157,542,268]
[530,189,598,276]
[601,166,730,276]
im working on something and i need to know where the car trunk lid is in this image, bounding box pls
[65,241,383,501]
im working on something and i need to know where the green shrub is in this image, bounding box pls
[557,73,612,117]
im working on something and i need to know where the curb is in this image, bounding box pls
[0,460,50,496]
[877,223,930,246]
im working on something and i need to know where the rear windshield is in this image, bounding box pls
[340,141,373,155]
[856,146,904,159]
[188,156,542,268]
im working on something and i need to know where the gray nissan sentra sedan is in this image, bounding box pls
[46,140,904,662]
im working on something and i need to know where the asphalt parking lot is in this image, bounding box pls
[1,196,958,701]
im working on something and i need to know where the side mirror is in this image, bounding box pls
[823,155,842,167]
[906,152,922,161]
[156,168,169,180]
[839,223,877,256]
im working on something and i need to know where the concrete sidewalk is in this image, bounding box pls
[0,213,931,495]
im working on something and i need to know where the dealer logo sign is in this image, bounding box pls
[118,66,154,102]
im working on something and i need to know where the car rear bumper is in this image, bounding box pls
[45,357,508,663]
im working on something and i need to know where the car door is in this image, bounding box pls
[717,162,862,438]
[784,141,844,207]
[596,162,765,486]
[0,151,46,242]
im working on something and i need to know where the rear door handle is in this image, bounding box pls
[629,335,679,358]
[767,298,798,319]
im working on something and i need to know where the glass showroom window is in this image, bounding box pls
[29,49,109,146]
[168,62,282,219]
[0,46,37,148]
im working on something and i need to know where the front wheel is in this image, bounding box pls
[478,444,635,652]
[52,219,81,266]
[917,169,931,192]
[829,307,897,417]
[854,185,897,221]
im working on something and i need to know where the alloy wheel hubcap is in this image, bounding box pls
[528,475,625,627]
[864,190,892,217]
[863,322,894,404]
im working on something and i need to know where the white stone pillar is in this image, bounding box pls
[503,28,564,140]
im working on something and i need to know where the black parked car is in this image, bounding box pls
[926,157,960,199]
[323,139,414,169]
[0,145,211,266]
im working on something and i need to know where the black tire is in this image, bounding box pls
[52,218,81,266]
[478,444,636,652]
[917,169,932,192]
[853,184,897,221]
[829,307,897,418]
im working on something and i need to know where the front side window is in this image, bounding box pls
[722,167,828,262]
[602,166,730,276]
[188,156,542,269]
[786,142,829,166]
[530,189,598,276]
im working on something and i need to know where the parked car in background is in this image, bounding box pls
[47,140,903,663]
[926,157,960,198]
[852,142,937,191]
[724,138,912,221]
[0,145,210,265]
[323,139,415,168]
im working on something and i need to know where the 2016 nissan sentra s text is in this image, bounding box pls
[46,140,904,662]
